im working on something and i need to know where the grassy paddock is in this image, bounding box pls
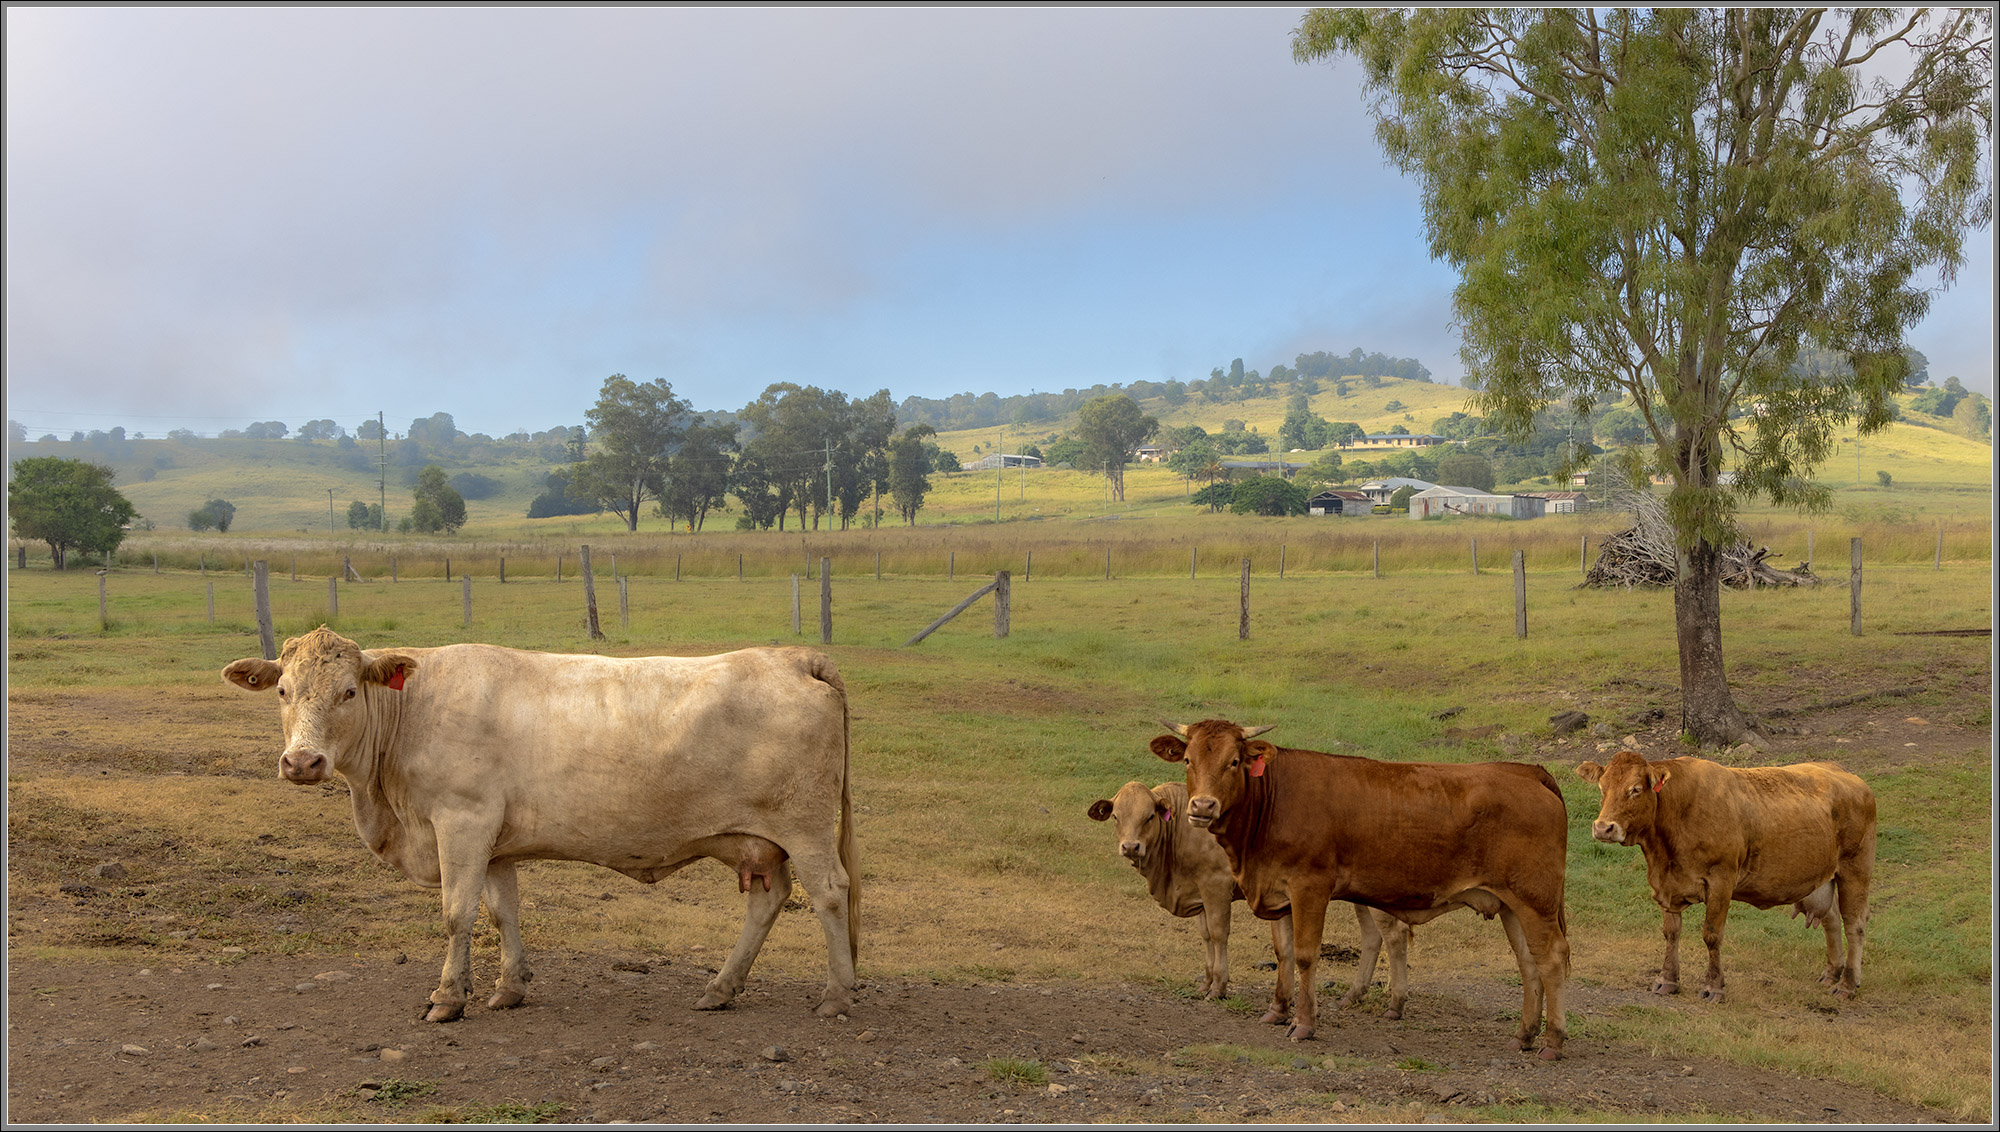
[5,547,1991,1119]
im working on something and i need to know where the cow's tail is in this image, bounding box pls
[809,652,859,971]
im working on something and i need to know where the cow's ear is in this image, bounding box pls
[1154,799,1173,823]
[362,652,419,689]
[222,658,283,692]
[1649,768,1671,793]
[1574,761,1604,784]
[1150,735,1188,762]
[1086,800,1113,822]
[1246,740,1278,760]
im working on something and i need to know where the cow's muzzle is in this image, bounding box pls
[1118,840,1145,865]
[1590,819,1625,845]
[1186,796,1220,827]
[280,749,328,783]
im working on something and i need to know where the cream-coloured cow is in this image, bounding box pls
[224,627,857,1022]
[1088,780,1411,1024]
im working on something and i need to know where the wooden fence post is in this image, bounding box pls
[994,570,1010,639]
[792,574,802,635]
[1471,537,1480,576]
[1850,538,1862,636]
[291,555,297,582]
[557,554,563,582]
[1580,535,1588,576]
[1514,550,1527,639]
[676,554,682,582]
[153,552,159,574]
[1807,529,1814,573]
[876,549,882,581]
[1025,550,1032,582]
[1373,541,1380,579]
[500,556,506,584]
[1191,547,1198,579]
[949,551,955,582]
[21,545,28,570]
[211,581,219,624]
[99,571,108,629]
[1104,547,1111,581]
[1280,544,1286,579]
[738,553,743,581]
[462,575,472,627]
[390,556,396,583]
[820,557,832,645]
[1935,522,1943,571]
[611,554,617,579]
[904,576,1002,646]
[581,545,604,640]
[619,575,629,631]
[200,554,206,578]
[1239,558,1251,641]
[445,556,451,582]
[254,561,274,659]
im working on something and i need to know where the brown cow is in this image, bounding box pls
[1088,782,1413,1022]
[223,627,857,1023]
[1155,719,1571,1058]
[1576,750,1876,1003]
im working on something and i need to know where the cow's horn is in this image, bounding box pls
[1157,719,1191,738]
[1240,724,1275,739]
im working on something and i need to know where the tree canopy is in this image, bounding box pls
[1075,395,1160,502]
[570,374,691,532]
[9,457,138,569]
[1299,7,1993,745]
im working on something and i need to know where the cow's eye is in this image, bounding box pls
[1627,785,1642,796]
[277,687,287,698]
[344,688,357,701]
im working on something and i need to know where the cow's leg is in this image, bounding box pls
[1261,913,1294,1026]
[787,845,858,1018]
[1498,906,1544,1051]
[1830,872,1869,998]
[1197,899,1231,1000]
[1379,913,1409,1020]
[1655,906,1684,995]
[1338,903,1380,1011]
[1696,885,1734,1003]
[483,861,531,1010]
[695,857,791,1012]
[1284,888,1333,1042]
[427,823,499,1023]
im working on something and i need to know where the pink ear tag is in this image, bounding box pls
[387,667,406,691]
[1249,753,1266,777]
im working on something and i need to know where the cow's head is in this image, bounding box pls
[1152,719,1275,829]
[222,626,417,784]
[1086,781,1172,867]
[1575,750,1669,845]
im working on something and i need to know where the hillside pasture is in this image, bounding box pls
[5,529,1991,1122]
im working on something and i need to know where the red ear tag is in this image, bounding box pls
[1249,753,1266,777]
[1651,777,1663,793]
[387,667,406,691]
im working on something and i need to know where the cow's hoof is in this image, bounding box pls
[1381,1007,1403,1021]
[1287,1024,1316,1042]
[1336,993,1363,1010]
[1651,979,1679,996]
[424,1002,464,1023]
[1258,1007,1289,1026]
[1538,1045,1562,1061]
[692,990,734,1011]
[487,989,525,1010]
[1830,984,1857,1001]
[1699,986,1725,1004]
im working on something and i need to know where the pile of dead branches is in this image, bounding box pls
[1582,474,1819,590]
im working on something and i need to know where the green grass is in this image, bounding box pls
[982,1057,1046,1086]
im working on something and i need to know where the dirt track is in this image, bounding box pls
[6,942,1962,1124]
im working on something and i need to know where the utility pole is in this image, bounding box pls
[327,488,335,537]
[377,410,387,530]
[824,438,835,531]
[995,428,1003,521]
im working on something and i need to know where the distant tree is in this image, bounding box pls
[448,472,502,501]
[242,421,288,440]
[1301,451,1345,487]
[9,457,137,568]
[1161,379,1188,406]
[526,468,598,519]
[1953,392,1992,439]
[1188,481,1236,511]
[888,424,937,526]
[356,419,386,441]
[569,375,689,531]
[8,420,27,444]
[1229,475,1310,516]
[1875,470,1893,488]
[410,465,467,533]
[1042,436,1088,467]
[1167,437,1223,491]
[1075,394,1159,502]
[1213,430,1270,455]
[1436,451,1497,493]
[407,412,460,451]
[187,498,238,533]
[661,418,740,532]
[167,428,197,441]
[297,419,346,441]
[1388,484,1418,512]
[346,500,381,529]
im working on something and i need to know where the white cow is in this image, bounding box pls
[224,627,857,1022]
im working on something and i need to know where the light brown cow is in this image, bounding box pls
[1156,719,1571,1058]
[1088,781,1410,1024]
[1576,750,1876,1003]
[223,627,857,1022]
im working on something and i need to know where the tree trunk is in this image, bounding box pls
[1675,539,1764,747]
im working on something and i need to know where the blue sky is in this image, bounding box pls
[5,7,1993,441]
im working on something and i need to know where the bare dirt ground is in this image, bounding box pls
[4,946,1963,1125]
[7,662,1986,1124]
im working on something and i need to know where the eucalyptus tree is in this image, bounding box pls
[1298,8,1992,745]
[1076,394,1160,502]
[571,374,691,532]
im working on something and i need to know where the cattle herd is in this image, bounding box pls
[224,630,1877,1062]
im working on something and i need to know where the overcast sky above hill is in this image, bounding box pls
[6,7,1994,441]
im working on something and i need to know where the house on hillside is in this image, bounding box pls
[1308,489,1372,517]
[1410,486,1546,519]
[1358,478,1437,506]
[1133,445,1165,463]
[1361,433,1447,447]
[965,452,1044,471]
